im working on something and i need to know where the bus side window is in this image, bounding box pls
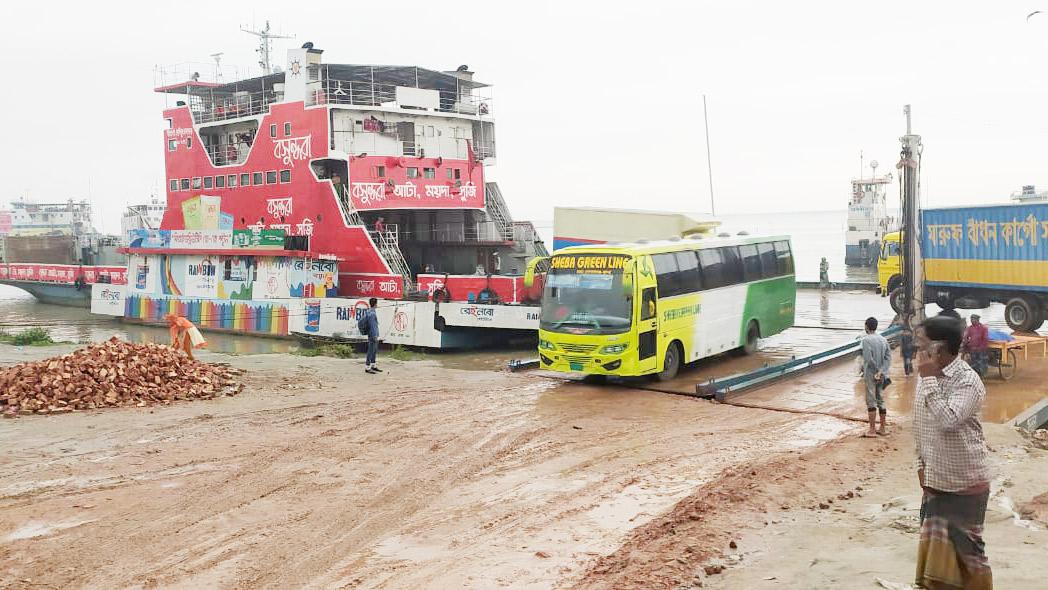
[698,248,725,289]
[652,253,680,297]
[774,241,794,275]
[739,244,761,282]
[641,287,657,320]
[757,242,777,278]
[719,247,744,285]
[675,250,702,293]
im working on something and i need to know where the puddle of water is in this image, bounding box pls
[5,518,95,541]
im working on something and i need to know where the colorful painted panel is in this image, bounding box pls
[123,294,290,336]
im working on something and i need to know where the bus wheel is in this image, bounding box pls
[742,321,760,355]
[656,342,681,381]
[889,287,906,314]
[1005,297,1043,332]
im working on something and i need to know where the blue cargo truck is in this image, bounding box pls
[878,202,1048,331]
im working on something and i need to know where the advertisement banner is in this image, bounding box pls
[83,266,128,285]
[184,255,219,298]
[90,283,125,316]
[254,258,292,299]
[291,259,339,297]
[233,228,286,249]
[168,230,233,250]
[340,273,404,299]
[0,264,127,285]
[129,255,157,294]
[127,229,171,249]
[292,298,416,344]
[180,195,223,230]
[438,302,541,329]
[199,195,222,230]
[219,212,235,230]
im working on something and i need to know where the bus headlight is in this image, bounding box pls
[600,343,626,354]
[539,339,557,351]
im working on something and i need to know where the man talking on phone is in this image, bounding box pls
[913,315,992,589]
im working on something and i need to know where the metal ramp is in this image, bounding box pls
[696,325,901,402]
[485,182,514,241]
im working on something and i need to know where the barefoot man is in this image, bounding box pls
[165,313,207,361]
[861,316,891,437]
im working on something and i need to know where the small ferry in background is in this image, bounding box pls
[845,160,894,267]
[121,195,166,240]
[1010,184,1048,203]
[0,199,125,306]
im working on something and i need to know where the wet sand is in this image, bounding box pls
[1,289,1045,588]
[0,347,851,589]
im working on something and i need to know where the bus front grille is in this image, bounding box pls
[565,355,592,364]
[560,343,598,353]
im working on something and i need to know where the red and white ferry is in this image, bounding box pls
[98,42,549,348]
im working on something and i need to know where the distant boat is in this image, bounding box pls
[845,161,895,267]
[0,198,125,307]
[1010,184,1048,203]
[121,194,166,241]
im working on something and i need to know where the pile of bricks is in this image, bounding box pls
[1,337,245,417]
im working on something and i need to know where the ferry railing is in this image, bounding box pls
[189,89,277,124]
[389,222,512,244]
[330,131,472,161]
[367,224,400,248]
[203,142,252,166]
[320,79,492,116]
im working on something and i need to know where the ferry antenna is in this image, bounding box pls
[241,20,295,75]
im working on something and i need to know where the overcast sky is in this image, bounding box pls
[3,1,1048,233]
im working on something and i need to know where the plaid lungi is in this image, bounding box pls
[915,488,992,589]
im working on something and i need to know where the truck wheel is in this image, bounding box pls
[1005,297,1042,332]
[742,320,760,355]
[889,287,906,314]
[655,342,681,381]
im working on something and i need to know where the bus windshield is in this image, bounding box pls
[540,253,633,335]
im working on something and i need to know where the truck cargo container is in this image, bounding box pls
[878,202,1048,331]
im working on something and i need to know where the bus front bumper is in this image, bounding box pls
[538,350,637,375]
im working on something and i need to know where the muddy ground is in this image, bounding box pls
[0,343,1045,589]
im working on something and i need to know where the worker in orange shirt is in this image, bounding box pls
[164,314,207,360]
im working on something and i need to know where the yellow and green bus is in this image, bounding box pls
[538,236,796,380]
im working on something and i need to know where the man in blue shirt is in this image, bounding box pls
[861,316,891,437]
[365,297,382,374]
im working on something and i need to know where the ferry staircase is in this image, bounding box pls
[484,182,514,241]
[343,202,414,293]
[371,224,414,293]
